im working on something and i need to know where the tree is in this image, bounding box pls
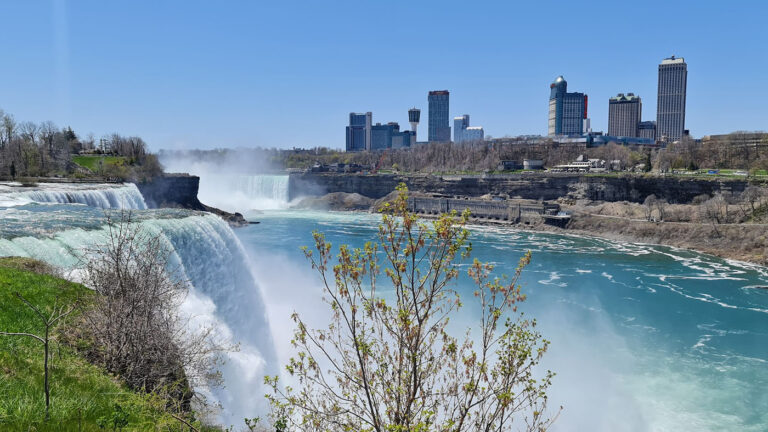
[266,185,557,431]
[0,292,76,420]
[742,185,765,214]
[654,197,668,222]
[77,212,225,410]
[643,194,657,221]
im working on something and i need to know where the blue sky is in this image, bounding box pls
[0,0,766,150]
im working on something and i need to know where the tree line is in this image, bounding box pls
[0,108,162,180]
[270,132,768,174]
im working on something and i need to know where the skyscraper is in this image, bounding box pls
[608,93,642,137]
[548,76,588,136]
[656,56,687,142]
[428,90,451,142]
[346,112,372,152]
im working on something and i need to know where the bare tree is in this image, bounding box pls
[643,194,657,221]
[654,197,668,222]
[77,212,225,411]
[742,185,766,215]
[266,185,557,431]
[0,292,76,420]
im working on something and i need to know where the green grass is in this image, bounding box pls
[0,257,180,431]
[72,155,127,172]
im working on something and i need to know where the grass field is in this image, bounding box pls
[0,257,179,431]
[72,155,127,172]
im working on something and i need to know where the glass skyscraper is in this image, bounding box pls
[428,90,451,142]
[656,56,687,142]
[548,76,587,136]
[346,112,372,152]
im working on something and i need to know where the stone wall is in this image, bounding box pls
[289,172,753,204]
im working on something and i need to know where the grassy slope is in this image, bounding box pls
[0,257,178,431]
[72,155,127,172]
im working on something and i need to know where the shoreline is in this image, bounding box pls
[306,206,768,268]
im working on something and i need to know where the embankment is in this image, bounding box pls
[289,173,768,266]
[289,172,754,204]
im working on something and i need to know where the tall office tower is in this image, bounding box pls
[638,121,657,140]
[656,56,687,142]
[548,76,587,136]
[453,114,469,143]
[608,93,642,137]
[428,90,451,142]
[346,112,372,152]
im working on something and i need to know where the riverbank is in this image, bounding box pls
[293,191,768,266]
[0,258,181,430]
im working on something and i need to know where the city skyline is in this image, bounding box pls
[1,1,767,150]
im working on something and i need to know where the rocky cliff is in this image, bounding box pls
[289,172,752,204]
[135,173,203,209]
[135,174,248,227]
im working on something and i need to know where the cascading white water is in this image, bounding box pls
[196,174,290,212]
[0,212,276,424]
[0,182,147,209]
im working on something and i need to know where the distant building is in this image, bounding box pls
[548,76,587,136]
[454,114,485,143]
[371,122,399,151]
[392,129,416,149]
[428,90,451,142]
[608,93,641,137]
[408,108,421,140]
[638,121,656,140]
[524,159,544,170]
[454,115,468,143]
[701,132,768,149]
[656,56,687,142]
[346,112,372,152]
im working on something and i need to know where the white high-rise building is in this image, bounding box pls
[453,114,484,143]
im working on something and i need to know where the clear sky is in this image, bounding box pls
[0,0,766,150]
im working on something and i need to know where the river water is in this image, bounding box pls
[1,180,766,431]
[238,209,768,432]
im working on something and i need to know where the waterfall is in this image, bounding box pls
[0,183,147,209]
[197,174,290,212]
[0,213,275,424]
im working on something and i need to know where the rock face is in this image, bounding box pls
[135,174,248,227]
[289,172,752,204]
[292,192,374,211]
[135,173,203,209]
